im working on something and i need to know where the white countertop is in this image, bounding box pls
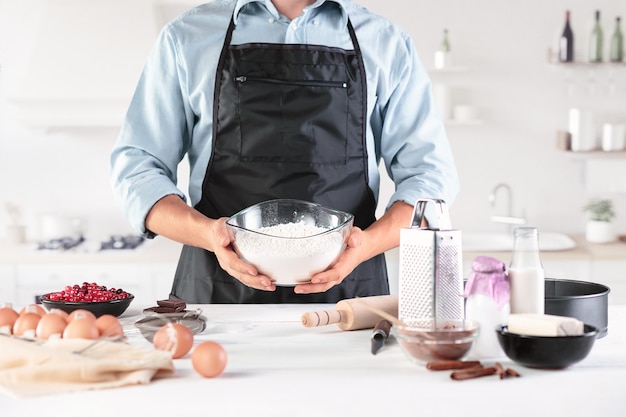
[2,303,625,417]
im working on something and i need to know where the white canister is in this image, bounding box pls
[601,123,626,151]
[569,108,598,151]
[434,50,452,69]
[465,294,510,359]
[464,256,510,360]
[433,83,452,121]
[38,214,84,241]
[453,105,478,122]
[5,225,26,244]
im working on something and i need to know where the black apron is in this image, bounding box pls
[170,12,389,303]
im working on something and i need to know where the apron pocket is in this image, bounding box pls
[235,76,349,165]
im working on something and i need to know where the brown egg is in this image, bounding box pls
[36,313,68,340]
[191,341,228,378]
[95,314,124,338]
[0,305,19,333]
[48,308,70,322]
[153,323,194,359]
[68,309,96,322]
[63,317,99,339]
[13,312,41,337]
[19,304,47,317]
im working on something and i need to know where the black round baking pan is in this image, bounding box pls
[545,278,610,338]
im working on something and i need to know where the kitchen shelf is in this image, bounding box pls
[445,119,484,126]
[562,150,626,160]
[550,61,626,68]
[7,98,128,129]
[548,61,626,70]
[429,66,470,73]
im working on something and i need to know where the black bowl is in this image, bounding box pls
[40,294,134,318]
[496,323,598,369]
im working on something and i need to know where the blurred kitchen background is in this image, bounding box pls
[0,0,624,305]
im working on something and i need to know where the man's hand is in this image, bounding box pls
[145,195,275,291]
[294,226,365,294]
[211,218,276,291]
[293,200,413,294]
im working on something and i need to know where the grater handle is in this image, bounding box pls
[410,198,452,231]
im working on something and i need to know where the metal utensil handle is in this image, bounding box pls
[409,198,452,231]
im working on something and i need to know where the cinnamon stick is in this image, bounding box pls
[494,362,505,379]
[450,366,497,381]
[426,360,482,371]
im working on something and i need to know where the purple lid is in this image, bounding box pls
[464,256,510,309]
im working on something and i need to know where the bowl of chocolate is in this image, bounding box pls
[391,319,480,365]
[496,313,598,369]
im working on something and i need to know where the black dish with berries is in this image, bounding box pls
[40,282,134,318]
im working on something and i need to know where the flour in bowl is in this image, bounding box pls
[232,221,348,284]
[235,222,343,257]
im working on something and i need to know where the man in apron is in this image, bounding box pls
[110,0,459,303]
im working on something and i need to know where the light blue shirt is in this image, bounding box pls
[110,0,459,236]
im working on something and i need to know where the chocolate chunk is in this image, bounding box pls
[156,299,187,311]
[144,306,184,314]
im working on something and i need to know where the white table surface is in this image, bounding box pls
[2,303,626,417]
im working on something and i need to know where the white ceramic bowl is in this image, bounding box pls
[226,199,353,286]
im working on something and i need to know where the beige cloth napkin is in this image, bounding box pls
[0,336,174,397]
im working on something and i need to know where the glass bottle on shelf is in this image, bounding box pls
[434,29,452,69]
[589,10,603,62]
[441,29,451,54]
[508,227,545,315]
[559,10,574,62]
[610,17,624,62]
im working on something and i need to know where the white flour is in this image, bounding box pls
[234,222,345,284]
[236,222,342,256]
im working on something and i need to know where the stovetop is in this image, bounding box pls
[36,235,145,251]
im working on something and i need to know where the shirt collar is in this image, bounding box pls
[233,0,348,26]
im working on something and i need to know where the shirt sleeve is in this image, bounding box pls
[378,31,460,215]
[109,26,192,237]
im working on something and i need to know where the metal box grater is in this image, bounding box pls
[398,198,464,323]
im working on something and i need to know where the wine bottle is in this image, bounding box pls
[559,10,574,62]
[441,29,451,53]
[434,29,452,69]
[589,10,603,62]
[610,17,624,62]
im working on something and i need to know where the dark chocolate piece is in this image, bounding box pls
[156,299,187,310]
[144,306,183,314]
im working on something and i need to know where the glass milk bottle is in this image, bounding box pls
[508,227,545,314]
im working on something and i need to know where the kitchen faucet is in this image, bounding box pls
[489,183,526,229]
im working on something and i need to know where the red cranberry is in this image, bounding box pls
[48,282,130,303]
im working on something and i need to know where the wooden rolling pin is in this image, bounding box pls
[301,295,398,331]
